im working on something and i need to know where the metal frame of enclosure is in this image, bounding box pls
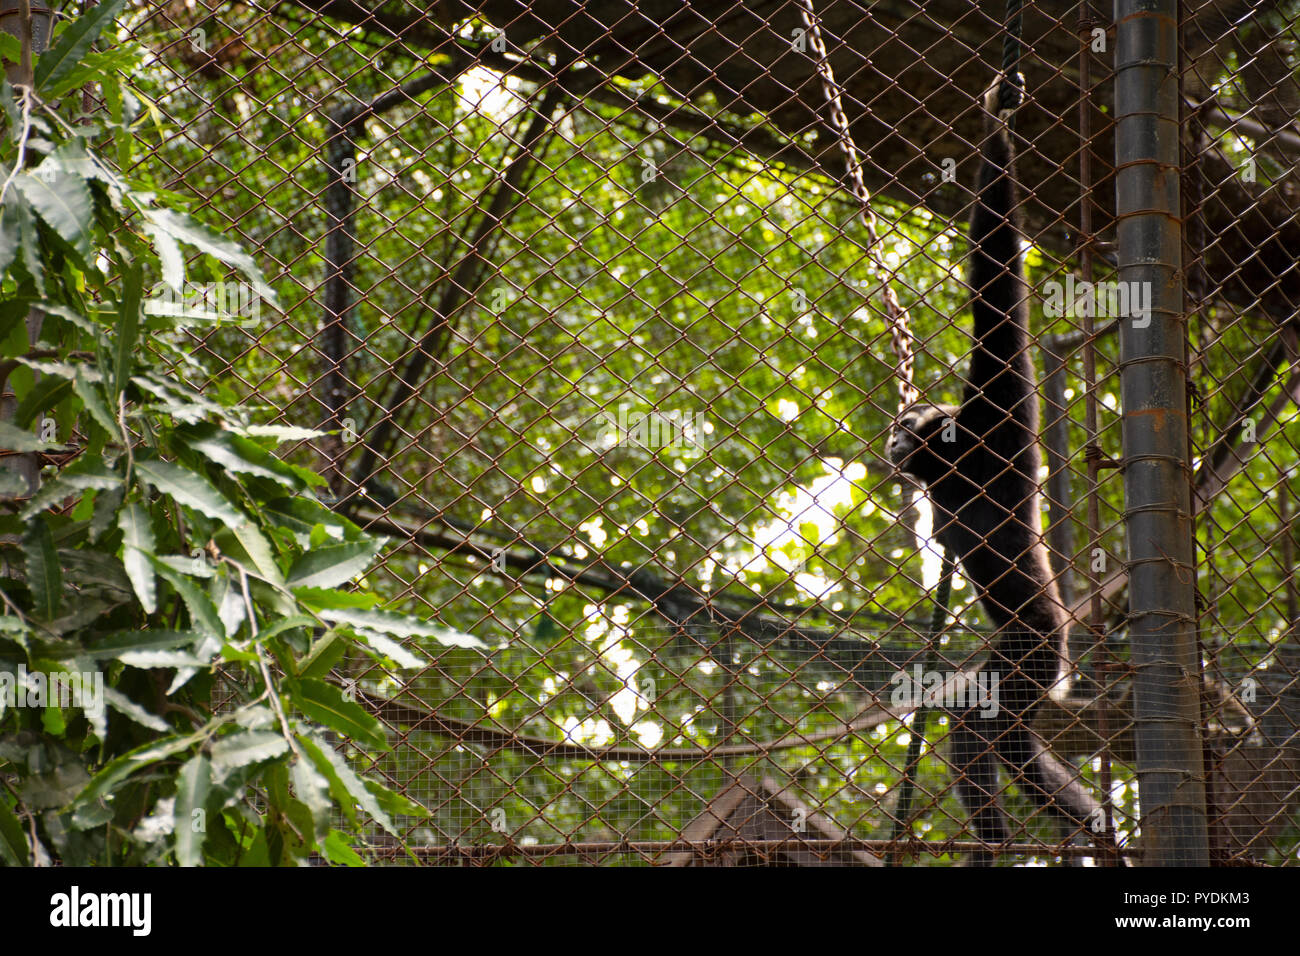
[127,0,1300,864]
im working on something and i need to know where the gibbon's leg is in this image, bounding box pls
[950,711,1011,866]
[1001,725,1103,834]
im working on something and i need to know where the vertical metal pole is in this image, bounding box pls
[1114,0,1208,864]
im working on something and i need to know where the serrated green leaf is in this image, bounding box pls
[34,0,128,93]
[236,424,322,441]
[57,548,132,595]
[12,374,72,429]
[117,649,206,669]
[298,732,395,835]
[262,496,360,541]
[299,631,345,680]
[14,192,42,294]
[134,459,244,527]
[22,517,60,620]
[72,734,196,808]
[285,539,381,590]
[141,208,275,301]
[291,586,381,611]
[314,606,484,648]
[177,422,305,490]
[291,756,332,843]
[0,200,21,276]
[118,502,156,613]
[0,614,29,651]
[111,260,142,398]
[0,418,62,453]
[0,796,29,866]
[363,777,426,820]
[103,686,169,731]
[351,629,426,669]
[148,554,223,638]
[89,483,123,542]
[225,521,282,585]
[211,730,288,774]
[20,462,117,520]
[13,172,91,250]
[289,678,387,750]
[84,629,196,660]
[72,369,117,435]
[322,829,365,866]
[173,754,211,867]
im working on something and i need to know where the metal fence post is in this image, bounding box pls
[1114,0,1209,865]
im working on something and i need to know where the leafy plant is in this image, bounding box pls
[0,2,479,866]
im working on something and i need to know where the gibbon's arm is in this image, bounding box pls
[964,106,1035,424]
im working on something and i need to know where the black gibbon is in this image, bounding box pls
[887,79,1107,864]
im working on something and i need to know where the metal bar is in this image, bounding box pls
[1114,0,1208,865]
[372,837,1120,863]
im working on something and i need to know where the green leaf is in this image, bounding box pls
[236,424,322,441]
[299,631,347,679]
[227,522,283,585]
[314,606,484,649]
[322,829,365,866]
[12,374,72,429]
[72,734,196,808]
[84,629,197,660]
[0,201,22,276]
[111,260,142,398]
[263,496,360,542]
[118,502,156,614]
[211,731,288,774]
[103,686,169,731]
[117,649,206,669]
[289,678,387,750]
[40,46,141,102]
[22,517,61,620]
[58,548,132,595]
[149,232,184,291]
[351,629,426,669]
[173,755,211,867]
[148,555,224,638]
[291,756,332,843]
[13,173,92,250]
[89,483,124,541]
[292,586,380,611]
[0,797,29,866]
[72,369,118,435]
[0,614,30,651]
[20,461,118,520]
[176,422,305,490]
[134,459,244,527]
[364,778,426,820]
[141,208,275,301]
[0,419,63,453]
[14,192,42,294]
[285,539,381,590]
[298,732,395,835]
[34,0,129,93]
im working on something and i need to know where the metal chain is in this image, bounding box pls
[798,0,918,409]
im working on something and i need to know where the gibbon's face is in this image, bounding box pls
[887,403,956,482]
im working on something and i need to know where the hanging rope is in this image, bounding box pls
[799,0,1026,410]
[798,0,917,410]
[998,0,1025,118]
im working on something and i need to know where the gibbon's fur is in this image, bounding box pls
[887,80,1107,864]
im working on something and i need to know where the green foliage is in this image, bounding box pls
[99,8,1300,863]
[0,6,480,865]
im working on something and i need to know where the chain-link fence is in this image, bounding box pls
[116,0,1300,865]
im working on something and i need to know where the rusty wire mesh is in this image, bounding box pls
[115,0,1300,865]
